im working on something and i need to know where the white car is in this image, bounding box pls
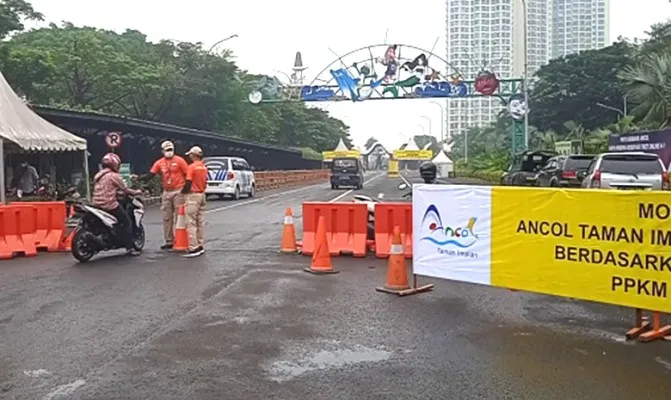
[204,156,255,200]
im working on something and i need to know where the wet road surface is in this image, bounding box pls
[0,172,670,399]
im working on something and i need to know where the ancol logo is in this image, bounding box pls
[420,204,479,248]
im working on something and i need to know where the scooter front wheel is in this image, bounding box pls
[133,224,146,251]
[72,228,97,263]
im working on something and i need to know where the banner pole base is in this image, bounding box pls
[376,274,433,297]
[625,308,651,340]
[638,312,671,343]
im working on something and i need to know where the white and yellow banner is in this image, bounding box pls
[412,184,671,313]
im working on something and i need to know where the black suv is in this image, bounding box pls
[535,154,595,187]
[330,157,364,189]
[501,150,557,186]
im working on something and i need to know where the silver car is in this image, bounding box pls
[579,152,669,190]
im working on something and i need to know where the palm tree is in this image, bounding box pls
[618,53,671,128]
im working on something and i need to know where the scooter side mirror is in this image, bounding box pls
[398,183,408,190]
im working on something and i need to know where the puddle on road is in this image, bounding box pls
[266,345,391,382]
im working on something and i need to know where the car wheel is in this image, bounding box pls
[331,183,336,189]
[217,194,226,200]
[233,185,240,200]
[248,184,255,198]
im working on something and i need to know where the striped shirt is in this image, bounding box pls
[92,169,128,210]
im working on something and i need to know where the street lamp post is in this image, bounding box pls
[420,116,432,137]
[208,34,239,53]
[596,96,629,117]
[521,0,529,149]
[428,101,445,142]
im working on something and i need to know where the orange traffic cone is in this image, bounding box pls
[280,207,298,253]
[376,225,433,296]
[173,204,189,252]
[304,215,338,275]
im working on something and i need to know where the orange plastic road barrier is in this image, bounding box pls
[0,205,38,259]
[373,203,412,259]
[301,202,368,257]
[304,215,338,275]
[13,201,67,252]
[280,207,298,253]
[376,226,433,296]
[173,204,188,252]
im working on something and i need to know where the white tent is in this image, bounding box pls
[432,151,454,178]
[334,138,349,152]
[0,72,89,202]
[404,139,420,151]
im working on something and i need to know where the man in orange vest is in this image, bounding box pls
[182,146,208,257]
[150,141,189,250]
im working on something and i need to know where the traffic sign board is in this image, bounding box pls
[105,132,122,148]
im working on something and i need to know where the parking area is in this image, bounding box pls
[1,172,670,399]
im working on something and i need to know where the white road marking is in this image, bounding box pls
[204,172,385,214]
[400,173,411,187]
[204,181,327,215]
[43,379,86,400]
[328,173,384,203]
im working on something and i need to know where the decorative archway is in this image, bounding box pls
[248,43,528,153]
[361,141,392,156]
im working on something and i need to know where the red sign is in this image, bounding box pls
[105,132,122,148]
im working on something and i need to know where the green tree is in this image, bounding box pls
[412,134,440,155]
[0,0,43,39]
[0,21,352,153]
[529,42,635,132]
[618,53,671,128]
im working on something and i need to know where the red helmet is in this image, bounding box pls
[102,153,121,171]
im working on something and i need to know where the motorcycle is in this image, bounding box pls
[65,194,146,263]
[352,186,412,240]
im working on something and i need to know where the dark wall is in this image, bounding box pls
[35,108,324,174]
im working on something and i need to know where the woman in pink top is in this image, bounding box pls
[92,153,143,256]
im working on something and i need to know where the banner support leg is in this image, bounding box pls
[625,308,650,340]
[638,312,671,343]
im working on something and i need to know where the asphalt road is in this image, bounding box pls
[0,171,670,400]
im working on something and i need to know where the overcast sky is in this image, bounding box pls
[26,0,671,150]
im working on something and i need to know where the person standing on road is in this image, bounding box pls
[149,141,189,250]
[181,146,208,258]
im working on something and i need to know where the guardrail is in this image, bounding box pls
[254,170,329,191]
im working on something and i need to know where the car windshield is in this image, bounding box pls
[564,156,595,170]
[600,155,663,175]
[333,158,357,168]
[204,157,229,170]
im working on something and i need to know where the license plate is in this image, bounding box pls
[526,177,535,181]
[617,187,649,191]
[207,182,219,187]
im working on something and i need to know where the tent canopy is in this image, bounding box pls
[404,139,420,151]
[432,151,453,165]
[333,138,349,152]
[0,72,86,152]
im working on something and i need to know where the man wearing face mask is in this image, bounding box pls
[149,141,189,250]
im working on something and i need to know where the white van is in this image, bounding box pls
[204,156,255,200]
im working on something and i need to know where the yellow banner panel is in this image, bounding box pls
[393,150,432,160]
[491,187,671,313]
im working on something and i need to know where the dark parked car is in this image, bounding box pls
[330,157,364,189]
[501,150,557,186]
[535,154,595,187]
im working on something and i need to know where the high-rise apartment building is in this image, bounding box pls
[552,0,610,58]
[443,0,609,139]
